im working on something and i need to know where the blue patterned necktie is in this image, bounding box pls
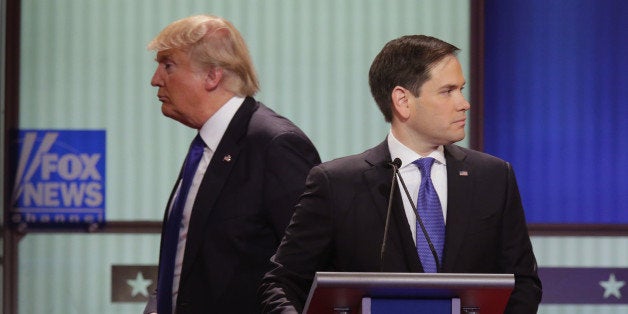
[413,157,445,273]
[157,134,205,314]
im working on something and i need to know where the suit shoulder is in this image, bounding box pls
[315,145,381,176]
[248,102,311,138]
[241,101,317,151]
[446,145,517,180]
[448,144,509,166]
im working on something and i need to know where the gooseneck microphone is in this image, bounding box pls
[379,158,402,271]
[384,158,441,271]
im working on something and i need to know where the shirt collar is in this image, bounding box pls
[198,96,245,152]
[387,130,446,170]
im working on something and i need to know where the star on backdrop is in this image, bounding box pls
[111,265,158,302]
[127,271,153,297]
[537,267,628,304]
[599,273,625,299]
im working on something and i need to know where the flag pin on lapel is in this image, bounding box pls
[459,170,469,176]
[223,155,232,162]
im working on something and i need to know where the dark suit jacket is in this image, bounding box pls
[147,97,320,314]
[259,141,542,314]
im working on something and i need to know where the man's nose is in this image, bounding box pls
[459,96,471,111]
[150,69,162,87]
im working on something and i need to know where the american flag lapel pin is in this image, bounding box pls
[223,154,232,162]
[459,170,469,176]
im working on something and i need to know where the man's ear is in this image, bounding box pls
[204,67,223,91]
[391,86,411,120]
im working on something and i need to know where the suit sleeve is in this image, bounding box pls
[262,131,321,240]
[500,162,543,313]
[259,165,335,314]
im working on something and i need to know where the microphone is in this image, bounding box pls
[389,158,402,169]
[380,158,402,271]
[394,160,441,272]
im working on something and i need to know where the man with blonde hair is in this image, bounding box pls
[144,15,320,314]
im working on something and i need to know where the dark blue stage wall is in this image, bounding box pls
[483,0,628,223]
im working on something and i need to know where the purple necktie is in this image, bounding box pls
[157,134,205,314]
[413,157,445,273]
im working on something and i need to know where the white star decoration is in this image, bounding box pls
[127,272,153,297]
[599,273,625,299]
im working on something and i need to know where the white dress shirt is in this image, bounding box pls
[387,131,448,244]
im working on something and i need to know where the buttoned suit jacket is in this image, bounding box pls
[146,97,320,314]
[259,141,541,314]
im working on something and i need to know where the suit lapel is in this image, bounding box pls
[362,141,422,272]
[362,142,392,229]
[441,145,473,271]
[179,97,259,283]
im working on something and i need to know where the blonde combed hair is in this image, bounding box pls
[148,15,260,96]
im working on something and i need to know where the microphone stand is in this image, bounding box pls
[379,159,400,271]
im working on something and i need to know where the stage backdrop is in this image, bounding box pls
[14,1,471,313]
[17,0,470,221]
[484,0,628,223]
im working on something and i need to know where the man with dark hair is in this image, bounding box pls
[259,35,542,313]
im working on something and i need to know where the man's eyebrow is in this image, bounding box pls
[154,53,173,63]
[440,82,466,90]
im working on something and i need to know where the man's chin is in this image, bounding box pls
[449,132,466,144]
[161,108,192,127]
[161,106,175,118]
[161,109,180,123]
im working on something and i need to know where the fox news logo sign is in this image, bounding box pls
[11,130,106,227]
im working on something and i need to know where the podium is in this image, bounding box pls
[303,272,514,314]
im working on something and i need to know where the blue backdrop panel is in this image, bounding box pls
[483,0,628,223]
[370,298,451,314]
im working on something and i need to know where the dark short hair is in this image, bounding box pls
[368,35,459,122]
